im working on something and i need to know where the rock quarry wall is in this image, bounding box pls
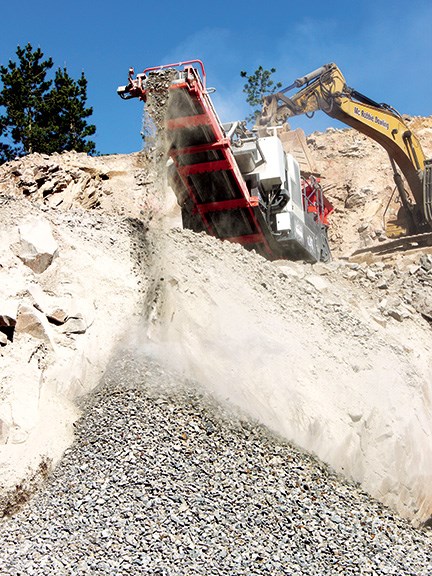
[0,119,431,524]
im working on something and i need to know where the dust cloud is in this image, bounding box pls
[122,209,432,526]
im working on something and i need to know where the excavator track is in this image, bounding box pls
[350,231,432,258]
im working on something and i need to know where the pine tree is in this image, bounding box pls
[0,44,96,163]
[43,68,96,154]
[240,66,282,125]
[0,43,53,161]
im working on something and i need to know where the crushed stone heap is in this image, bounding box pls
[0,354,431,575]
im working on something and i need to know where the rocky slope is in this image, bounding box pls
[0,119,431,555]
[0,152,153,504]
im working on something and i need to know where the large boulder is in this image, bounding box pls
[15,303,55,348]
[12,217,58,273]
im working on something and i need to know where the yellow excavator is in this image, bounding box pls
[257,63,432,236]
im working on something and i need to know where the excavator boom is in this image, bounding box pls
[258,63,432,230]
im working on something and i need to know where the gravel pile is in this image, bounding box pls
[0,353,431,575]
[144,69,177,132]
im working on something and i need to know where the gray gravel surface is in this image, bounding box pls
[0,353,431,575]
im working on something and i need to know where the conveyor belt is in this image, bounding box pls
[165,68,273,257]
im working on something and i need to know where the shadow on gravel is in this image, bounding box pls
[0,457,51,519]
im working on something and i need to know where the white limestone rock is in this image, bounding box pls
[60,316,87,335]
[12,217,59,273]
[0,300,18,328]
[15,304,55,348]
[27,284,68,324]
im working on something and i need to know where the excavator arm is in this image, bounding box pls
[258,63,432,231]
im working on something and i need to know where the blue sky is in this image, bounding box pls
[1,0,431,155]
